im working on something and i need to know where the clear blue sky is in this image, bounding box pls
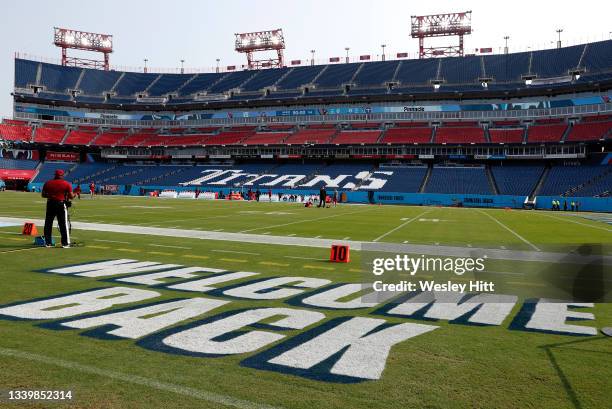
[2,0,611,116]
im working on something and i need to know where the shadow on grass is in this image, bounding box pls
[539,336,611,409]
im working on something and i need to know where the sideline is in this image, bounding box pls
[0,216,609,265]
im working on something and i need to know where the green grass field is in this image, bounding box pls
[0,191,610,409]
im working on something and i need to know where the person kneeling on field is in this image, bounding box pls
[42,169,74,248]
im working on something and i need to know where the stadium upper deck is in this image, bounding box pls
[12,40,612,110]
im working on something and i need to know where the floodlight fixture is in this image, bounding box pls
[235,29,285,69]
[411,11,472,58]
[53,27,113,70]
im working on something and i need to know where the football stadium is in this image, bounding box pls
[0,2,611,408]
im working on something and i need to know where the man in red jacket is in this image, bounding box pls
[42,169,74,248]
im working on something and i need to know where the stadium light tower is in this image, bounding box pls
[53,27,112,70]
[235,29,285,69]
[556,28,563,48]
[504,36,510,54]
[381,44,386,61]
[310,50,315,66]
[410,11,472,58]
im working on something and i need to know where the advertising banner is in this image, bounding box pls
[46,151,79,162]
[0,149,39,160]
[0,169,36,180]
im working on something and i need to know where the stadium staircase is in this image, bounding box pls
[35,63,42,85]
[273,68,294,87]
[521,126,529,144]
[144,75,163,95]
[390,61,403,82]
[530,165,551,199]
[418,165,432,193]
[73,69,85,93]
[87,128,104,146]
[31,161,43,181]
[486,166,500,195]
[484,126,492,143]
[110,72,126,93]
[430,126,437,143]
[349,63,365,83]
[560,123,573,143]
[58,127,70,145]
[175,74,199,95]
[205,72,231,93]
[238,72,261,90]
[310,65,329,85]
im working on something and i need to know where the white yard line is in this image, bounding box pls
[149,244,192,250]
[93,239,131,244]
[538,212,612,232]
[284,255,324,261]
[373,210,433,242]
[477,210,541,252]
[212,249,261,256]
[0,347,282,409]
[238,208,374,233]
[0,247,47,254]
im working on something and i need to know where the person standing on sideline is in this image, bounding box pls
[74,185,81,200]
[89,181,96,199]
[42,169,74,248]
[333,189,338,207]
[318,186,327,208]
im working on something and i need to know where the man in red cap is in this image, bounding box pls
[41,169,74,248]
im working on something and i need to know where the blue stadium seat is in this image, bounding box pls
[425,167,492,194]
[353,61,399,87]
[314,63,362,87]
[440,56,482,84]
[241,68,288,91]
[539,165,609,196]
[14,59,40,89]
[531,45,583,77]
[147,74,193,96]
[179,73,226,95]
[40,63,82,93]
[483,53,530,82]
[378,167,427,192]
[580,40,612,72]
[208,71,255,94]
[114,73,159,96]
[394,59,439,85]
[276,66,325,89]
[78,69,122,95]
[491,165,544,196]
[0,158,39,170]
[31,162,74,183]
